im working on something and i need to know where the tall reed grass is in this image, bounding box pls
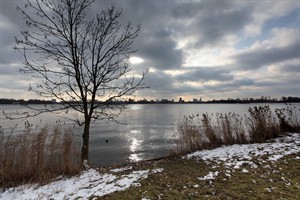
[275,106,300,132]
[173,105,300,155]
[0,126,81,188]
[247,106,280,143]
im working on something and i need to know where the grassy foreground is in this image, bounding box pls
[100,137,300,200]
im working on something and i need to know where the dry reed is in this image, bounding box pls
[173,105,299,155]
[0,126,81,188]
[247,106,280,143]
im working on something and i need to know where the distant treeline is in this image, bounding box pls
[204,97,300,104]
[0,99,56,105]
[1,96,300,105]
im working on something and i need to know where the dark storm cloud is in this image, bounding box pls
[233,39,300,70]
[176,67,233,82]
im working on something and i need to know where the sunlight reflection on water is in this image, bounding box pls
[130,138,142,152]
[129,153,144,162]
[128,132,144,162]
[130,130,141,135]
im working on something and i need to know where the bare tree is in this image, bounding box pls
[13,0,146,163]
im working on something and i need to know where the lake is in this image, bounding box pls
[1,103,299,166]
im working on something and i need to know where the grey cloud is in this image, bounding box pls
[0,73,32,90]
[0,1,27,36]
[171,2,203,19]
[279,63,300,73]
[143,70,252,98]
[136,29,183,70]
[172,1,232,19]
[256,75,300,87]
[170,84,200,94]
[233,40,300,70]
[142,71,199,97]
[195,9,251,46]
[92,0,184,70]
[253,78,300,97]
[176,67,233,82]
[172,0,253,47]
[204,78,255,92]
[0,65,20,75]
[231,78,255,86]
[0,2,23,66]
[0,49,14,65]
[144,71,173,91]
[164,78,255,97]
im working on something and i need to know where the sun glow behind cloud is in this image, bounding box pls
[129,56,144,65]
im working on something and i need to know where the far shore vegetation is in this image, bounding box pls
[0,105,299,189]
[1,95,300,105]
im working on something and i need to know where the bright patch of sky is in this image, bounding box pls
[129,56,144,65]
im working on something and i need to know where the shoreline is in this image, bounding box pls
[1,133,299,199]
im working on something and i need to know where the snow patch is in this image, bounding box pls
[187,133,300,169]
[198,171,219,180]
[110,166,133,173]
[0,168,163,200]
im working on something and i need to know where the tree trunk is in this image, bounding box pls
[81,117,91,164]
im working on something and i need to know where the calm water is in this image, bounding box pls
[1,103,299,166]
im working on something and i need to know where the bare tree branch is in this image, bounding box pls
[8,0,147,163]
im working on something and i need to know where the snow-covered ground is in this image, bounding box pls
[0,168,163,200]
[187,133,300,181]
[1,133,299,200]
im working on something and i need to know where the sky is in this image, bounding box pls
[0,0,299,101]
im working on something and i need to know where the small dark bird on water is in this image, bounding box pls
[106,139,108,143]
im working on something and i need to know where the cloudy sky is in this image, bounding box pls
[0,0,299,101]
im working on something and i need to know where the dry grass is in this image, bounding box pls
[173,105,299,155]
[174,114,204,155]
[173,112,247,155]
[247,105,281,143]
[216,112,247,145]
[102,152,300,200]
[201,113,223,148]
[275,105,300,132]
[0,126,81,188]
